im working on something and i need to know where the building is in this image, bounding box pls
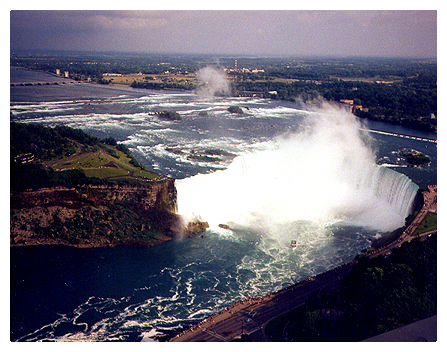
[340,99,354,105]
[225,60,265,74]
[64,71,69,78]
[103,73,123,77]
[14,153,35,164]
[236,90,264,98]
[339,99,354,112]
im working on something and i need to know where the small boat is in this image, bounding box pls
[291,240,297,248]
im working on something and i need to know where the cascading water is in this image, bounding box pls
[177,103,419,234]
[370,166,419,219]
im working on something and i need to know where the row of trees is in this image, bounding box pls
[11,51,206,82]
[12,52,436,87]
[340,235,436,340]
[130,80,195,91]
[11,122,98,160]
[234,75,436,132]
[10,162,104,193]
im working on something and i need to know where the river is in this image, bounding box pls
[10,66,437,341]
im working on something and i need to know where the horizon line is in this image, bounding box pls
[10,48,437,61]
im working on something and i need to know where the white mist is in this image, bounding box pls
[177,103,417,233]
[195,66,231,97]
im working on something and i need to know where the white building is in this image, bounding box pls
[103,73,123,77]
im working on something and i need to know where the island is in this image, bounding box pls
[400,148,430,167]
[153,110,182,121]
[10,122,208,248]
[227,106,244,114]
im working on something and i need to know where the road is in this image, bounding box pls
[170,263,354,342]
[10,80,79,86]
[169,185,437,342]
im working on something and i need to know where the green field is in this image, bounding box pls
[109,72,197,86]
[44,145,159,183]
[413,212,437,236]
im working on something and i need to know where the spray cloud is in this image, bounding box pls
[177,102,417,233]
[195,66,231,97]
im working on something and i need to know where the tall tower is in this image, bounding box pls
[235,59,238,71]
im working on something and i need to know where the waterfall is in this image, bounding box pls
[177,104,420,233]
[372,166,419,218]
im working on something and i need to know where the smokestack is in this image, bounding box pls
[235,59,238,71]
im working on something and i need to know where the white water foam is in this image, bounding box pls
[177,103,418,233]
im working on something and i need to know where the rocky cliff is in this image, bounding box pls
[11,181,177,212]
[10,179,207,248]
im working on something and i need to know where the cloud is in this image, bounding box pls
[10,10,437,57]
[88,11,171,30]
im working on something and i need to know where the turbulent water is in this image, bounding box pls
[10,67,436,341]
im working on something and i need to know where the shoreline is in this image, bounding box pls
[9,233,174,249]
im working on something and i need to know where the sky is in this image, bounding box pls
[9,8,437,58]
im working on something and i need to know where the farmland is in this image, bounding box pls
[106,72,197,88]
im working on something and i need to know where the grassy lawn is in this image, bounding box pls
[83,167,129,179]
[133,169,160,179]
[413,212,437,236]
[43,144,159,182]
[49,149,108,170]
[109,73,196,86]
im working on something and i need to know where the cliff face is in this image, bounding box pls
[87,182,178,213]
[11,181,177,212]
[10,180,182,247]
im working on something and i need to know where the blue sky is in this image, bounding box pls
[10,9,437,58]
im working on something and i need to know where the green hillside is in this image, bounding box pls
[11,122,160,192]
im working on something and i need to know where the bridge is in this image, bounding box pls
[10,81,80,86]
[363,128,437,143]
